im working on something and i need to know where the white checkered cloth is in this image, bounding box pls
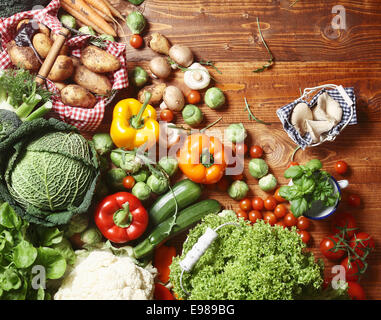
[276,86,357,149]
[0,0,128,132]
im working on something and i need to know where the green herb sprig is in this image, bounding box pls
[244,97,271,125]
[253,17,274,73]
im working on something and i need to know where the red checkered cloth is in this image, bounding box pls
[0,0,128,132]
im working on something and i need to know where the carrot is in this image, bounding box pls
[154,283,175,300]
[89,5,113,23]
[60,0,117,36]
[102,0,124,20]
[84,0,113,19]
[153,245,176,284]
[60,1,106,34]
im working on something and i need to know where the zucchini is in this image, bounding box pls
[149,179,202,226]
[134,199,221,259]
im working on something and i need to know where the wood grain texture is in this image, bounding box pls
[96,0,381,299]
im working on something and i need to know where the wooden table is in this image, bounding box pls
[100,0,381,299]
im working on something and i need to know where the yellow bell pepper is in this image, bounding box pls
[110,92,159,150]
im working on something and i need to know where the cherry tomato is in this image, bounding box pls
[287,161,299,168]
[331,212,357,239]
[347,281,366,300]
[274,204,287,219]
[252,196,264,211]
[349,232,375,257]
[319,235,346,261]
[341,256,364,281]
[347,194,361,208]
[274,188,286,203]
[129,34,143,49]
[283,213,297,227]
[234,143,248,156]
[248,210,262,224]
[297,216,311,231]
[249,145,263,158]
[122,176,135,189]
[297,230,311,244]
[334,160,348,174]
[264,196,277,211]
[186,90,201,104]
[263,211,277,226]
[232,173,244,181]
[236,209,248,220]
[160,109,174,122]
[275,220,287,229]
[239,198,252,211]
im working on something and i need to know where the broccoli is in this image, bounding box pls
[0,0,50,18]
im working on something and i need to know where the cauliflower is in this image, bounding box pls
[54,250,157,300]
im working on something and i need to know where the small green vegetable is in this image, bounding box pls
[80,227,103,245]
[226,123,247,143]
[204,87,225,109]
[98,34,115,42]
[132,181,151,201]
[132,168,149,182]
[248,158,268,179]
[59,14,77,29]
[64,214,89,238]
[258,173,277,192]
[182,104,203,126]
[110,149,142,174]
[158,156,178,177]
[92,133,114,155]
[106,168,128,191]
[129,66,148,87]
[228,180,249,200]
[146,174,169,195]
[126,11,146,35]
[0,110,22,143]
[128,0,145,5]
[78,26,96,36]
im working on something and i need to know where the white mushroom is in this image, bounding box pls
[290,102,313,135]
[168,44,194,68]
[160,86,185,111]
[183,63,211,90]
[149,56,171,79]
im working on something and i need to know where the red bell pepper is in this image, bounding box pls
[94,192,148,244]
[154,245,176,284]
[154,283,175,300]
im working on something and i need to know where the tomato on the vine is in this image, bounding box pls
[331,212,357,239]
[252,196,264,211]
[239,198,252,211]
[274,204,287,219]
[122,176,135,189]
[249,145,263,159]
[347,194,361,208]
[297,230,311,244]
[319,235,346,261]
[130,34,143,49]
[186,90,201,104]
[160,109,174,122]
[297,216,310,231]
[334,160,348,174]
[264,196,277,211]
[283,213,297,227]
[347,281,366,300]
[349,232,375,257]
[341,256,364,281]
[248,210,262,224]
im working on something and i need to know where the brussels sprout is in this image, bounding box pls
[81,227,103,245]
[126,11,146,34]
[92,133,114,155]
[98,34,115,42]
[249,158,269,179]
[158,156,178,177]
[110,149,142,174]
[204,87,225,109]
[182,104,203,126]
[106,168,127,190]
[129,66,148,87]
[258,174,278,192]
[226,123,247,143]
[133,168,150,182]
[146,174,169,195]
[65,214,89,237]
[132,182,151,201]
[78,26,96,36]
[228,180,249,201]
[59,14,76,29]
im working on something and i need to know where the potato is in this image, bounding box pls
[53,82,67,91]
[80,45,120,74]
[6,41,41,72]
[73,65,112,95]
[48,55,74,82]
[138,83,167,106]
[61,85,97,108]
[148,32,171,55]
[16,20,50,37]
[33,33,52,59]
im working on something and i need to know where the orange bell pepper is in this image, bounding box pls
[178,133,226,184]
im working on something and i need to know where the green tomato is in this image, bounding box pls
[146,174,169,195]
[204,87,225,109]
[226,123,247,143]
[182,104,203,126]
[158,156,178,177]
[129,66,148,87]
[258,174,277,192]
[132,182,151,201]
[228,180,249,201]
[106,168,127,191]
[133,168,150,182]
[249,158,268,179]
[126,11,146,34]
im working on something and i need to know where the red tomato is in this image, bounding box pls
[186,90,201,104]
[283,213,297,227]
[249,145,263,158]
[275,220,287,229]
[239,198,252,211]
[341,256,364,281]
[160,109,174,122]
[349,232,375,257]
[252,196,264,211]
[216,177,229,192]
[130,34,143,49]
[297,216,311,231]
[236,209,248,220]
[287,161,299,168]
[274,204,287,219]
[264,196,277,211]
[331,212,357,239]
[122,176,135,189]
[297,230,311,244]
[334,160,348,174]
[319,235,346,261]
[274,188,286,203]
[347,281,366,300]
[263,212,277,226]
[234,143,248,156]
[248,210,262,224]
[347,194,361,208]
